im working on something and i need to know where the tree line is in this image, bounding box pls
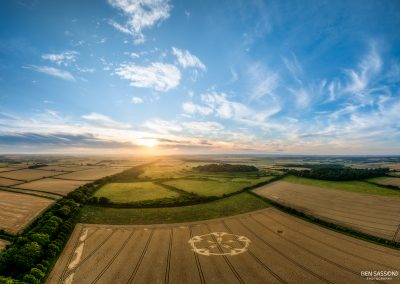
[193,163,259,173]
[286,166,389,181]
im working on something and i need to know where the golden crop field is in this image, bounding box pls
[0,190,54,234]
[48,208,400,284]
[0,168,59,182]
[13,178,89,196]
[254,181,400,241]
[55,168,126,181]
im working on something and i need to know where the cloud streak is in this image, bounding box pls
[82,112,131,129]
[23,65,75,81]
[172,47,206,71]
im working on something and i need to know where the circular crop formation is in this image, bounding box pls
[188,232,251,256]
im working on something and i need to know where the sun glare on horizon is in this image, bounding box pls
[137,138,159,148]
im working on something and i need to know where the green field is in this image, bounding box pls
[283,175,400,197]
[80,192,269,224]
[94,181,180,203]
[163,176,274,197]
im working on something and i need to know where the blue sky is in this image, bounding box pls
[0,0,400,155]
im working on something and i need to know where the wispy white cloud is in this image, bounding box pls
[131,96,143,104]
[181,121,224,132]
[182,101,212,115]
[289,88,311,109]
[115,62,181,91]
[184,92,280,128]
[108,0,171,44]
[201,92,252,120]
[76,66,95,73]
[143,118,183,134]
[171,47,206,71]
[327,79,341,102]
[282,53,303,83]
[247,63,279,101]
[230,67,238,83]
[344,42,382,95]
[82,112,131,129]
[252,73,279,100]
[23,65,75,81]
[41,50,78,66]
[328,104,358,120]
[129,52,140,59]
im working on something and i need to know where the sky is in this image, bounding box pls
[0,0,400,155]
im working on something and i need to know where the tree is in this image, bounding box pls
[46,243,60,258]
[193,163,259,173]
[30,268,45,279]
[29,233,50,246]
[0,276,15,284]
[14,242,42,270]
[56,205,71,217]
[22,274,39,284]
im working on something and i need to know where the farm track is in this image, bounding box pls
[47,208,400,284]
[189,226,206,284]
[205,223,245,284]
[90,230,135,284]
[253,181,400,241]
[0,186,61,200]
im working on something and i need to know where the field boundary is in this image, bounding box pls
[364,179,400,190]
[248,191,400,249]
[0,185,63,200]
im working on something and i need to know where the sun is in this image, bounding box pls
[137,138,159,148]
